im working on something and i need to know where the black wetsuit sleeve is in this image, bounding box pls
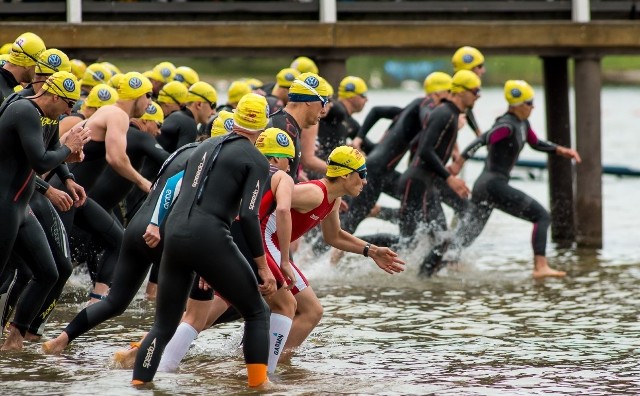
[176,123,197,150]
[47,134,74,182]
[527,127,558,153]
[35,176,50,194]
[238,161,269,258]
[466,108,481,135]
[461,132,489,160]
[141,134,171,166]
[16,105,71,173]
[417,111,455,180]
[356,106,402,140]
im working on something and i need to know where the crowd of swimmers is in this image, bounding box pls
[0,32,580,387]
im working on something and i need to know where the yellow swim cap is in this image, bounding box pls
[84,83,119,108]
[70,59,87,80]
[36,48,71,75]
[100,61,121,77]
[174,66,199,87]
[504,80,534,106]
[424,71,452,94]
[276,68,300,89]
[245,78,263,90]
[0,43,12,55]
[227,80,252,105]
[451,70,481,94]
[9,32,46,67]
[108,73,124,89]
[290,56,319,74]
[255,127,295,158]
[118,72,153,100]
[211,110,234,137]
[141,101,164,124]
[158,80,189,105]
[452,46,485,72]
[326,146,367,178]
[150,61,176,83]
[82,63,110,88]
[42,71,81,101]
[320,76,334,98]
[233,93,269,132]
[289,72,329,102]
[186,81,217,105]
[338,76,368,99]
[0,54,9,68]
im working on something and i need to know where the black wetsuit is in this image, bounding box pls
[89,123,169,218]
[132,135,270,383]
[0,67,20,102]
[317,101,362,161]
[269,108,302,182]
[62,144,198,343]
[0,97,71,336]
[355,105,402,154]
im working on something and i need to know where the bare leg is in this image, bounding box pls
[144,282,157,301]
[281,286,323,360]
[532,255,566,278]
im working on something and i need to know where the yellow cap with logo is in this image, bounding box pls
[186,81,217,105]
[504,80,534,106]
[289,72,329,102]
[276,68,301,89]
[8,32,46,67]
[100,61,121,77]
[320,77,334,98]
[36,48,71,75]
[452,46,485,72]
[0,54,10,68]
[245,78,263,90]
[118,72,153,100]
[141,101,164,124]
[174,66,199,87]
[233,93,269,132]
[150,61,176,83]
[326,146,366,178]
[211,110,234,137]
[451,70,481,94]
[82,63,110,88]
[157,80,189,105]
[108,73,124,89]
[255,127,295,158]
[290,56,319,74]
[227,80,252,105]
[84,83,119,108]
[424,71,452,94]
[42,71,81,101]
[338,76,368,99]
[70,59,87,80]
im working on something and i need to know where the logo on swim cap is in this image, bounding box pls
[129,77,143,89]
[97,88,112,101]
[174,74,184,82]
[0,60,6,67]
[345,82,355,92]
[62,78,76,93]
[146,103,158,115]
[284,72,295,82]
[511,88,522,98]
[47,54,62,68]
[224,118,234,132]
[94,71,105,81]
[265,104,270,117]
[160,68,171,78]
[462,54,474,64]
[304,76,319,89]
[276,132,290,147]
[16,38,25,47]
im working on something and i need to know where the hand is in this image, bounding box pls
[44,186,74,212]
[257,266,276,297]
[279,260,297,291]
[370,246,405,274]
[446,157,465,176]
[142,224,161,248]
[65,149,85,163]
[138,178,152,193]
[198,277,211,291]
[557,146,582,163]
[64,124,92,153]
[65,179,87,207]
[446,175,470,199]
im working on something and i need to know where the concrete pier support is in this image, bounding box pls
[542,56,575,245]
[573,56,603,248]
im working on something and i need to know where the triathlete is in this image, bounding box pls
[0,32,46,102]
[451,46,486,137]
[422,80,581,278]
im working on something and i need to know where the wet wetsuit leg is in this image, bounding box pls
[0,259,29,327]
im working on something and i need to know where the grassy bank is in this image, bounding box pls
[111,55,640,88]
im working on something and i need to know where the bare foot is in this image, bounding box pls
[533,256,567,278]
[1,324,25,351]
[144,282,157,301]
[42,332,70,354]
[113,333,147,369]
[24,332,41,342]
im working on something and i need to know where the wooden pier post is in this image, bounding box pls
[315,56,346,93]
[574,56,603,248]
[542,56,575,245]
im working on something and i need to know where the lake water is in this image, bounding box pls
[2,87,640,395]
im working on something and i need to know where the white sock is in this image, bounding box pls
[267,313,293,374]
[158,322,199,372]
